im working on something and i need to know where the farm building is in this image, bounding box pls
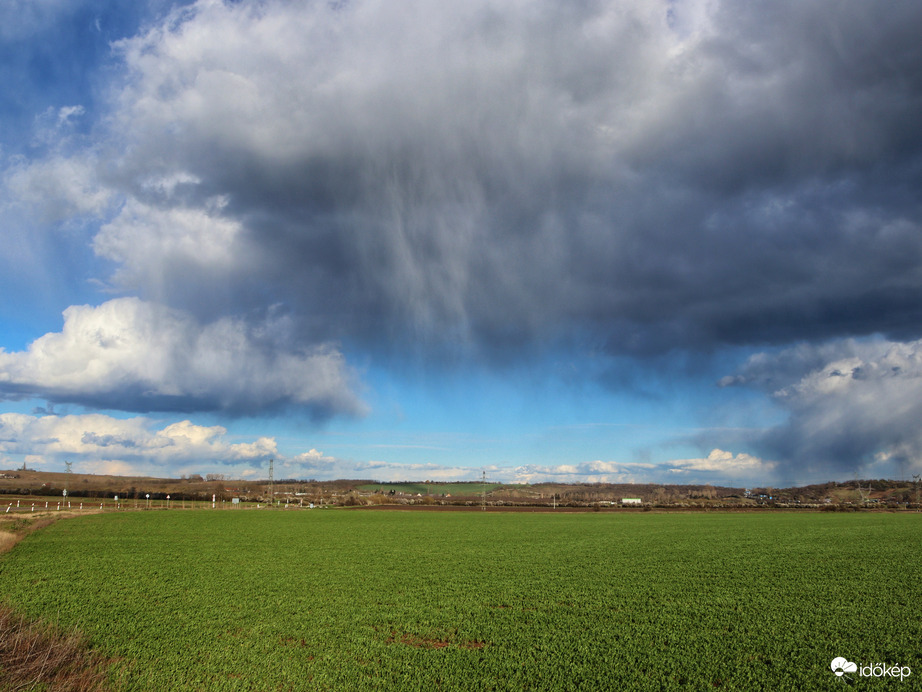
[621,497,642,506]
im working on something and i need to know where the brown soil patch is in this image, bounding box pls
[386,631,485,650]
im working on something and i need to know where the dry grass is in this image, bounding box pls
[0,532,16,554]
[0,605,111,692]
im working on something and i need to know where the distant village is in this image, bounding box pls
[0,469,918,510]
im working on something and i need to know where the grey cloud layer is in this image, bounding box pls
[91,0,922,355]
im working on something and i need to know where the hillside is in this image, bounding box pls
[0,470,918,508]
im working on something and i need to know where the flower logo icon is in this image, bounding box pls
[831,657,858,677]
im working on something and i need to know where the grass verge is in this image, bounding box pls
[0,511,111,691]
[0,605,111,692]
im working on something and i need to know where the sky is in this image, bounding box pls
[1,0,921,487]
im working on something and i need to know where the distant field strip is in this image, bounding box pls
[0,511,919,690]
[356,482,504,496]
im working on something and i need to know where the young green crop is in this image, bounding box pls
[0,510,919,690]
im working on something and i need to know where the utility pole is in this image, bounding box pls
[853,473,868,504]
[267,458,274,507]
[481,470,486,512]
[857,483,869,505]
[64,460,72,507]
[913,474,920,508]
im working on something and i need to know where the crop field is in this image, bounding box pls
[0,510,919,690]
[356,482,505,496]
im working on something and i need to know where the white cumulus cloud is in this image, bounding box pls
[0,412,277,475]
[728,337,922,479]
[0,298,365,417]
[668,449,773,475]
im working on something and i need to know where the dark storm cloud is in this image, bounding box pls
[87,0,922,361]
[5,0,922,429]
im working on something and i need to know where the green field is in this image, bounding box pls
[0,510,919,690]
